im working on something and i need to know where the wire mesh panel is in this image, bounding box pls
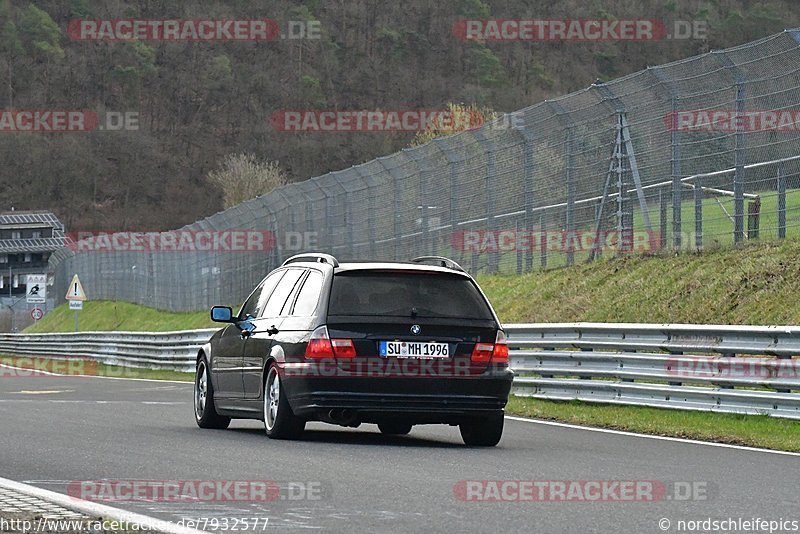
[48,30,800,311]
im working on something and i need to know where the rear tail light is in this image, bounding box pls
[304,326,356,359]
[305,326,334,359]
[492,330,509,363]
[331,338,357,358]
[470,331,509,364]
[470,343,494,363]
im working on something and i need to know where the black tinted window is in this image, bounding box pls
[292,271,323,316]
[328,272,493,319]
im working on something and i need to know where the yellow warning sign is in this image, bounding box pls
[65,274,87,301]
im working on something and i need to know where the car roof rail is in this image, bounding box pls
[282,252,340,268]
[410,256,466,272]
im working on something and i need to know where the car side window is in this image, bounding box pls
[254,270,286,314]
[291,271,323,316]
[238,281,265,320]
[260,268,304,318]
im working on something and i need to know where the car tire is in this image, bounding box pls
[263,363,305,439]
[377,422,412,435]
[459,414,504,446]
[195,358,231,429]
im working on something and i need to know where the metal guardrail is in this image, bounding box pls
[505,323,800,420]
[0,329,216,372]
[0,323,799,419]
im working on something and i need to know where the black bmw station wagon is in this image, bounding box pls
[194,253,513,446]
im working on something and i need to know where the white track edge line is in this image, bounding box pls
[0,476,205,534]
[0,362,192,384]
[505,415,800,457]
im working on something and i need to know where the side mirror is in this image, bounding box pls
[210,306,234,323]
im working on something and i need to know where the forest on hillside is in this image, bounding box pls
[0,0,796,231]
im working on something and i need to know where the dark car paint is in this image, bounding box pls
[202,262,513,424]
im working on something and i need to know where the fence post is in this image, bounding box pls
[433,138,460,265]
[565,128,575,266]
[539,213,547,269]
[714,52,746,243]
[330,173,354,259]
[376,156,405,261]
[473,130,498,273]
[671,109,682,250]
[778,162,786,239]
[659,190,668,250]
[694,184,703,250]
[521,130,536,272]
[354,166,377,259]
[733,81,746,243]
[649,66,683,250]
[747,198,761,240]
[324,188,334,255]
[402,148,431,258]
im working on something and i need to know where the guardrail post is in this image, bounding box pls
[778,162,786,239]
[694,184,703,250]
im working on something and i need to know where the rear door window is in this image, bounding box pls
[254,270,286,314]
[328,271,493,320]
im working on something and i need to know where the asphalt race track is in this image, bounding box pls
[0,372,797,533]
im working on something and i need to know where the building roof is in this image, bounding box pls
[0,211,66,253]
[0,211,64,228]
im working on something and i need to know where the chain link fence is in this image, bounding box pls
[50,30,800,311]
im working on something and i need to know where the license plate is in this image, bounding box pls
[379,341,449,358]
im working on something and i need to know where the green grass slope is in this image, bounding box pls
[479,239,800,325]
[25,300,215,333]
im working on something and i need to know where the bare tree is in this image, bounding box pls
[207,153,288,209]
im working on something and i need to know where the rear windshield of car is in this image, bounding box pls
[328,271,494,320]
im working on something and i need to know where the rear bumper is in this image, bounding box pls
[283,367,513,424]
